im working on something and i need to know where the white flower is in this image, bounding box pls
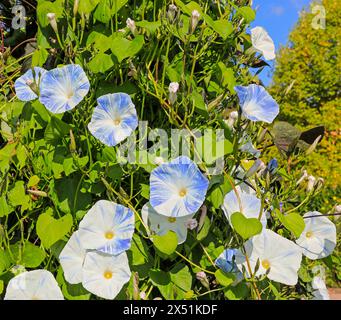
[296,211,336,260]
[169,82,179,105]
[142,202,192,244]
[250,26,276,60]
[78,200,135,255]
[190,10,200,32]
[235,229,302,286]
[306,175,316,192]
[154,156,165,165]
[59,231,86,284]
[225,110,238,129]
[222,186,267,228]
[82,251,131,300]
[4,270,64,300]
[312,276,330,300]
[335,204,341,214]
[47,13,58,33]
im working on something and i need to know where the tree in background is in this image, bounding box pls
[270,0,340,212]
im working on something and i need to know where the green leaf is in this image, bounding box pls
[111,35,144,62]
[153,231,178,255]
[86,32,111,52]
[170,264,192,292]
[0,280,3,295]
[276,210,305,238]
[204,16,233,40]
[197,216,210,241]
[217,62,236,93]
[237,6,256,23]
[7,181,30,212]
[28,175,40,188]
[192,89,208,116]
[129,234,151,266]
[0,196,10,217]
[88,53,114,73]
[208,175,232,209]
[37,212,73,248]
[215,270,235,287]
[135,20,161,34]
[78,0,100,14]
[231,212,263,240]
[149,269,171,286]
[0,249,12,273]
[10,241,46,268]
[37,0,64,27]
[44,117,71,145]
[272,121,301,156]
[140,184,150,199]
[32,47,49,67]
[224,282,250,300]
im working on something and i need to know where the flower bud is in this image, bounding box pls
[226,110,238,129]
[168,82,179,105]
[140,291,147,300]
[47,13,58,34]
[245,159,264,178]
[185,218,198,230]
[306,175,316,192]
[126,18,136,34]
[25,79,39,95]
[69,129,77,153]
[197,204,207,232]
[296,170,308,185]
[196,271,210,289]
[73,0,79,16]
[190,10,200,33]
[167,4,178,23]
[335,205,341,214]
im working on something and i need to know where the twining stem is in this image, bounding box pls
[175,250,215,275]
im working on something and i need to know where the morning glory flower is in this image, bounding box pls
[39,64,90,114]
[88,93,138,147]
[59,231,86,285]
[222,186,267,228]
[82,251,131,300]
[215,249,243,283]
[78,200,135,255]
[296,212,336,260]
[235,84,279,123]
[250,26,276,60]
[4,270,64,300]
[312,276,330,300]
[14,67,46,101]
[150,156,209,217]
[235,229,302,286]
[142,202,193,244]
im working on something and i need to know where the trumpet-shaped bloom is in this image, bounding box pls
[235,229,302,286]
[82,251,131,300]
[222,186,267,228]
[235,84,279,123]
[14,67,46,101]
[251,26,276,60]
[59,231,86,284]
[215,249,243,282]
[39,64,90,113]
[88,93,138,147]
[4,270,64,300]
[150,156,209,217]
[296,212,336,260]
[78,200,135,255]
[312,276,330,300]
[142,202,193,244]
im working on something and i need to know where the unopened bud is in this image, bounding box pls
[296,170,308,185]
[306,175,316,192]
[168,82,179,105]
[140,291,147,300]
[47,13,58,34]
[126,18,136,34]
[167,4,178,22]
[27,189,48,198]
[69,129,77,153]
[73,0,79,16]
[335,205,341,214]
[226,110,238,129]
[132,272,139,300]
[196,271,210,289]
[190,10,200,33]
[197,205,207,232]
[185,218,198,230]
[245,159,264,178]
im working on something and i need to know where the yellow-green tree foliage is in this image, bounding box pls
[270,0,340,208]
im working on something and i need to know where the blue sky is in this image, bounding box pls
[251,0,312,86]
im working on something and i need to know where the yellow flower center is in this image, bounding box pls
[103,271,113,279]
[306,231,313,238]
[113,119,121,126]
[179,188,187,197]
[105,231,114,239]
[168,217,177,223]
[262,259,271,270]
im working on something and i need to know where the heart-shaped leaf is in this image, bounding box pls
[153,230,178,255]
[231,212,263,240]
[276,210,305,238]
[37,212,73,248]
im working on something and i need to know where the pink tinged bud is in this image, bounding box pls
[185,218,198,230]
[47,13,58,34]
[190,10,200,32]
[196,271,210,289]
[140,291,147,300]
[168,82,179,105]
[126,18,136,34]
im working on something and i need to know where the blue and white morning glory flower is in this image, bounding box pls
[222,186,267,228]
[59,231,86,285]
[78,200,135,256]
[82,251,131,300]
[251,26,276,61]
[296,212,336,260]
[142,202,194,244]
[39,64,90,113]
[88,93,138,147]
[150,156,209,217]
[14,67,46,101]
[235,84,279,123]
[215,249,243,283]
[4,270,64,300]
[235,229,302,286]
[312,276,330,300]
